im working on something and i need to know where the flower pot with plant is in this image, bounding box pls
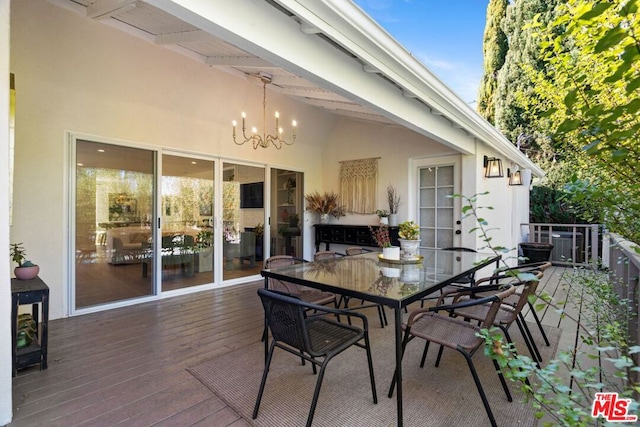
[398,220,420,260]
[369,223,400,260]
[10,243,40,280]
[304,191,346,224]
[376,209,390,225]
[386,185,401,226]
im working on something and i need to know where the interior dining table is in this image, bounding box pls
[261,249,501,427]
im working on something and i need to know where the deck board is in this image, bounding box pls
[10,268,576,426]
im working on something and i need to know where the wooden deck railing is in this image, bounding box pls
[603,233,640,357]
[521,223,601,267]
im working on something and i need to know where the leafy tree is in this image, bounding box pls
[494,0,560,145]
[521,0,640,244]
[477,0,508,125]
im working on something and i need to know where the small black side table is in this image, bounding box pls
[11,277,49,376]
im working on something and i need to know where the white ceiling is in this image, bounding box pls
[53,0,395,125]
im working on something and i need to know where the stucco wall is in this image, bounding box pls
[9,0,531,323]
[9,0,334,319]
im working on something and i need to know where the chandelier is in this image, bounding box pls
[232,73,297,149]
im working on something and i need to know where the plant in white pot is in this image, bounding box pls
[369,223,400,260]
[398,220,421,260]
[386,185,401,226]
[10,243,40,280]
[376,209,390,225]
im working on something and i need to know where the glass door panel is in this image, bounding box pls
[160,155,214,291]
[419,165,455,249]
[222,162,264,280]
[270,168,303,257]
[75,140,154,309]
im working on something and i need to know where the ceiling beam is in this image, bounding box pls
[205,55,275,68]
[155,29,215,44]
[86,0,137,20]
[279,87,351,102]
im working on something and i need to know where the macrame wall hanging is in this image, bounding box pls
[339,157,379,214]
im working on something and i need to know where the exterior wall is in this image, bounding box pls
[9,0,333,320]
[8,0,531,323]
[1,1,12,423]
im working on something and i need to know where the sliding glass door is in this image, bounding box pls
[222,162,265,280]
[75,140,155,309]
[159,154,215,291]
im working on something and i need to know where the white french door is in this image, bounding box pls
[412,156,462,250]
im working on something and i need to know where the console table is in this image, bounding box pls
[11,277,49,376]
[314,224,399,251]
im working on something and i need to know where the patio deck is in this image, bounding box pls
[9,266,577,426]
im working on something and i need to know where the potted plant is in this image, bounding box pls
[398,220,420,260]
[10,243,40,280]
[288,212,299,228]
[195,230,213,273]
[369,223,400,260]
[386,185,401,226]
[304,191,346,224]
[376,209,390,225]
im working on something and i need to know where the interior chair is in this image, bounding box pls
[388,284,516,427]
[345,247,372,256]
[313,250,343,260]
[317,250,388,328]
[486,261,552,347]
[254,289,378,427]
[449,272,545,364]
[238,231,256,267]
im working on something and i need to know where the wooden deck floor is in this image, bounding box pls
[9,266,576,426]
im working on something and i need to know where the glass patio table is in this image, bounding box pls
[261,249,501,427]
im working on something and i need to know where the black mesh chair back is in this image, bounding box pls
[254,289,377,427]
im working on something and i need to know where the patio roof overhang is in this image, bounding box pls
[51,0,544,177]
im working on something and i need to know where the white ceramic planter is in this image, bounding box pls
[399,239,420,260]
[382,246,400,260]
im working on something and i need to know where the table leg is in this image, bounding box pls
[395,307,403,426]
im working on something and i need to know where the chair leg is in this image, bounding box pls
[461,350,499,427]
[388,329,412,398]
[528,301,550,346]
[363,331,378,404]
[515,317,542,365]
[253,340,276,419]
[376,305,386,328]
[419,341,430,368]
[490,358,513,402]
[434,345,445,367]
[306,359,330,427]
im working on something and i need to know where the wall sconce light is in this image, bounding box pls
[507,168,522,186]
[483,155,503,178]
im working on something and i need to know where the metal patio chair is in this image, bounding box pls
[254,289,378,427]
[388,284,516,427]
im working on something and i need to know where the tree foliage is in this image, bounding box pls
[494,0,560,144]
[521,0,640,243]
[477,0,508,124]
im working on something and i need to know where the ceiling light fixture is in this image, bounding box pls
[232,73,297,149]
